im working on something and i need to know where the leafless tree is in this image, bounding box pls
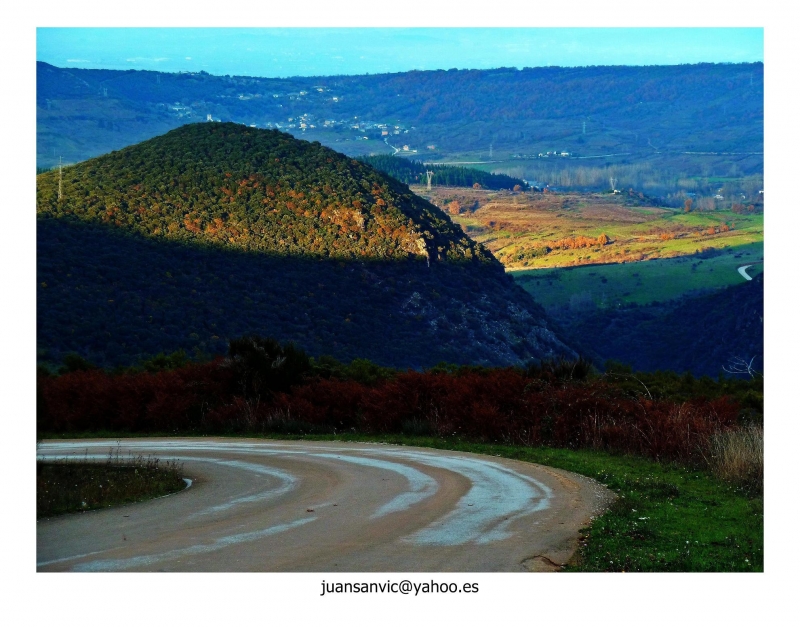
[722,356,761,379]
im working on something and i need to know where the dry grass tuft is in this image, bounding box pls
[707,425,763,492]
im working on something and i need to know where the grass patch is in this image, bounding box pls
[39,432,763,571]
[512,241,763,307]
[37,449,186,519]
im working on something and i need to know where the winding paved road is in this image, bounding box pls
[37,439,614,572]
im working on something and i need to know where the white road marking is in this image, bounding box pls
[37,550,107,568]
[311,453,438,518]
[378,450,552,545]
[72,517,317,572]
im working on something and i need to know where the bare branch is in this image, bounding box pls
[722,356,762,379]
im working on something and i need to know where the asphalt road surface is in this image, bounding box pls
[37,439,614,572]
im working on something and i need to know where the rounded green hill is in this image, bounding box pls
[37,123,492,265]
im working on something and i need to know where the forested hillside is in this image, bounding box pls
[561,273,764,377]
[37,123,572,369]
[37,62,763,177]
[359,155,526,190]
[37,123,486,263]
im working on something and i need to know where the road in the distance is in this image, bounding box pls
[37,439,614,572]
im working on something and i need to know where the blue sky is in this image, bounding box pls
[37,28,763,78]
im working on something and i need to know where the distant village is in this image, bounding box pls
[162,88,422,152]
[511,151,573,159]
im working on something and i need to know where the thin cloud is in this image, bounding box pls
[125,57,170,63]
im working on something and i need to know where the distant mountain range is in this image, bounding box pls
[37,123,573,369]
[37,61,763,175]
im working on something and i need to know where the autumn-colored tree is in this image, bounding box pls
[684,198,693,213]
[448,200,461,215]
[473,183,482,189]
[513,184,522,192]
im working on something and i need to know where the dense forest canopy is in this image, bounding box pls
[37,123,491,264]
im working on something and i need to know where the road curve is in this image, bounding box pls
[37,439,614,572]
[738,264,754,281]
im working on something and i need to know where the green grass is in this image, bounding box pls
[37,452,187,519]
[39,432,763,572]
[512,241,763,307]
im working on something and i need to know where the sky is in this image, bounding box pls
[36,28,763,78]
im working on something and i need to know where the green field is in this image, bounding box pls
[414,187,764,308]
[512,241,763,308]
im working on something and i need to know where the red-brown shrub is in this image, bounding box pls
[38,362,740,465]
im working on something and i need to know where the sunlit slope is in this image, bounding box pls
[37,123,490,264]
